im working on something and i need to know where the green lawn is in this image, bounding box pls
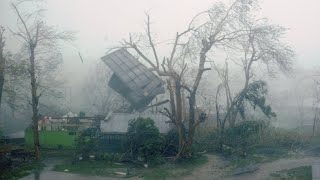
[53,155,208,179]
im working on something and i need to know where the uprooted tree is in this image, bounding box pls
[10,2,74,160]
[121,0,258,158]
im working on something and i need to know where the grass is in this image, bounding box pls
[227,146,290,171]
[270,166,312,180]
[53,155,208,179]
[0,161,44,180]
[140,155,208,179]
[54,160,128,177]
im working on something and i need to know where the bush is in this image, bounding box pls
[74,128,101,160]
[127,117,165,165]
[99,152,122,163]
[201,120,268,156]
[75,127,126,162]
[204,120,307,156]
[257,126,307,150]
[163,129,179,156]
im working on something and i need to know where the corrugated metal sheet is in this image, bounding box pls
[100,113,173,134]
[101,49,165,111]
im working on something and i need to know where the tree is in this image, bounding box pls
[82,62,124,115]
[216,17,294,128]
[0,26,5,109]
[10,2,74,160]
[122,0,256,158]
[312,70,320,136]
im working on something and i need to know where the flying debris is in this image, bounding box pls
[78,52,84,63]
[101,48,165,112]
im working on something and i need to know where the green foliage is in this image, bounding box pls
[0,161,44,180]
[204,120,307,157]
[238,81,276,119]
[257,126,307,150]
[127,117,165,165]
[202,121,267,156]
[222,121,267,156]
[99,152,122,163]
[74,128,100,159]
[163,129,179,156]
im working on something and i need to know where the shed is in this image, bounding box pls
[101,49,165,111]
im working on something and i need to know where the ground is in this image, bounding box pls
[17,153,320,180]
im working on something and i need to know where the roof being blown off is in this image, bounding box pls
[101,49,165,111]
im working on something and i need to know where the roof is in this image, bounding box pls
[100,113,173,134]
[101,49,165,111]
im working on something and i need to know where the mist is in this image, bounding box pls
[0,0,319,132]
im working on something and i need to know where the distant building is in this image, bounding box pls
[100,112,173,134]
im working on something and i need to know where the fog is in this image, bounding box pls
[0,0,320,134]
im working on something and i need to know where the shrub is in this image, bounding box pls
[127,117,165,165]
[202,120,268,156]
[74,128,100,159]
[257,126,307,150]
[163,129,179,156]
[204,120,307,156]
[99,152,122,163]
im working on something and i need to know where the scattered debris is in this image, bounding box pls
[89,155,95,159]
[115,171,127,176]
[233,164,259,175]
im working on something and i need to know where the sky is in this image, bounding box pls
[0,0,320,111]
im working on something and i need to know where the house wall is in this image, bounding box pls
[100,113,173,134]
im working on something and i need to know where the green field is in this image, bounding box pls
[25,129,79,149]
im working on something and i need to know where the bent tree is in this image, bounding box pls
[11,2,74,160]
[122,0,255,158]
[213,9,294,151]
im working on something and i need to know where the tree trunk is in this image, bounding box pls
[0,33,4,109]
[30,47,40,160]
[313,113,317,137]
[175,80,186,154]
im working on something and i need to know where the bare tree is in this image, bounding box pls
[83,62,124,115]
[121,0,255,158]
[10,2,74,159]
[0,26,5,109]
[218,19,294,128]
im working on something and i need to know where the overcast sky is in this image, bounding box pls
[1,0,320,111]
[1,0,319,64]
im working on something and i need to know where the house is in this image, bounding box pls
[100,112,173,134]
